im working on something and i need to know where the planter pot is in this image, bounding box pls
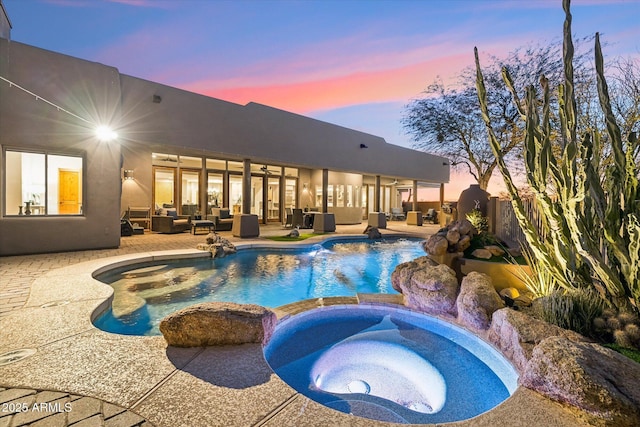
[457,184,490,221]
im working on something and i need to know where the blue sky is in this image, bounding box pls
[3,0,639,196]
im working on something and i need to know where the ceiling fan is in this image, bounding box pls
[155,155,178,162]
[260,165,272,175]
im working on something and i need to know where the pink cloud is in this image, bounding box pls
[181,53,471,114]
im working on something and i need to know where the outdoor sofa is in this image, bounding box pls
[210,207,234,231]
[152,208,191,233]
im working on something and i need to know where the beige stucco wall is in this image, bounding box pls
[0,40,122,255]
[116,75,449,184]
[1,36,450,255]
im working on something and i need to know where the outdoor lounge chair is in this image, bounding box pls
[152,211,191,233]
[284,208,294,228]
[390,207,406,221]
[210,207,234,231]
[292,208,304,228]
[423,208,438,224]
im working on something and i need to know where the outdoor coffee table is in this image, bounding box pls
[191,219,215,235]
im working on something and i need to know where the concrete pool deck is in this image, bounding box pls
[0,223,601,426]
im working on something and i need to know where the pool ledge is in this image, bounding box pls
[0,247,601,427]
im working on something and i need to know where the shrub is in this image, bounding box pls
[535,288,607,338]
[593,309,640,349]
[466,208,489,233]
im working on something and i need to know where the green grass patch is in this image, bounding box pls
[265,233,320,242]
[604,344,640,364]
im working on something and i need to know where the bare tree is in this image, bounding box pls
[608,56,640,159]
[403,38,595,190]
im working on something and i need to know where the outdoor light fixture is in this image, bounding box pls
[96,125,118,142]
[360,143,368,149]
[152,94,162,103]
[123,170,134,180]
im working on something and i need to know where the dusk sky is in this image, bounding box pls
[3,0,639,198]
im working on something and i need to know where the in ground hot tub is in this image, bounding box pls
[263,305,518,424]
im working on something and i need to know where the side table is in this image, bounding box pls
[191,220,215,235]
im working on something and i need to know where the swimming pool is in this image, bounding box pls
[94,237,425,335]
[264,305,518,424]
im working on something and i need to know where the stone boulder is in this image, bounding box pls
[521,336,640,426]
[487,308,587,374]
[159,302,277,347]
[197,233,237,258]
[422,219,477,258]
[456,272,504,331]
[455,235,472,252]
[471,248,492,259]
[391,257,459,317]
[364,226,382,239]
[421,234,448,256]
[484,245,506,256]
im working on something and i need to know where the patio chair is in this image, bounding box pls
[390,207,406,221]
[423,208,438,224]
[284,208,293,228]
[292,208,304,228]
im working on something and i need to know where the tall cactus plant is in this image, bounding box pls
[474,0,640,313]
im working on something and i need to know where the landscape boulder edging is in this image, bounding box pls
[456,271,504,331]
[159,302,277,347]
[486,307,588,374]
[391,256,459,317]
[521,336,640,426]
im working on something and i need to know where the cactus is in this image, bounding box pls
[474,0,640,314]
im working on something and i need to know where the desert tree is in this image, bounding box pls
[403,38,595,191]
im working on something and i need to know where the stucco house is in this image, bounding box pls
[0,4,449,256]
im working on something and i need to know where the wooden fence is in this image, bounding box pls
[488,197,544,247]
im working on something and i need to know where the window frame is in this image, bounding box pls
[2,146,86,217]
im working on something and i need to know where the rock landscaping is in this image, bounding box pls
[391,255,640,426]
[421,219,476,256]
[456,272,504,331]
[196,233,237,258]
[391,256,458,317]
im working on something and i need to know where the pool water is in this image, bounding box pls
[94,237,425,335]
[264,305,518,424]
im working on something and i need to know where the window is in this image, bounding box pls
[180,169,200,216]
[207,172,223,213]
[154,168,175,208]
[4,150,84,216]
[285,179,297,209]
[229,174,243,214]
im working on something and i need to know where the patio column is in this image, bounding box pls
[242,159,251,214]
[368,174,386,228]
[322,168,329,213]
[314,168,336,232]
[439,182,445,226]
[232,158,260,238]
[407,179,423,226]
[374,175,381,212]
